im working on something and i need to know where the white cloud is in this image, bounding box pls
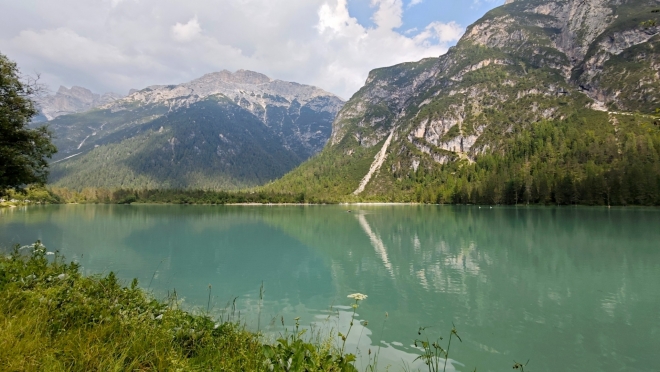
[11,28,139,67]
[408,0,424,8]
[0,0,466,100]
[313,0,463,97]
[417,21,464,44]
[172,17,202,42]
[109,0,129,7]
[371,0,403,30]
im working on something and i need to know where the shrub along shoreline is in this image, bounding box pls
[0,243,358,371]
[8,184,660,207]
[8,187,334,206]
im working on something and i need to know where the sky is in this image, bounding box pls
[0,0,504,100]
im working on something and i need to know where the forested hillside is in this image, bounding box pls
[264,0,660,205]
[50,97,303,189]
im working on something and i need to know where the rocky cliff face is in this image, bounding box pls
[331,0,660,160]
[267,0,660,200]
[37,86,123,120]
[104,70,344,157]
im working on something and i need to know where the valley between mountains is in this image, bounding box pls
[43,0,660,205]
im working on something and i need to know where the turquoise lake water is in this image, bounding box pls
[1,205,659,371]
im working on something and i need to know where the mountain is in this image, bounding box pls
[47,70,344,189]
[36,86,123,121]
[265,0,660,205]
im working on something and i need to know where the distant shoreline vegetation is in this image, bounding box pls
[46,187,333,205]
[2,184,660,206]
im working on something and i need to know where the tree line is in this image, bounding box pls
[49,187,321,205]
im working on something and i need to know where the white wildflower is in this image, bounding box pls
[57,273,67,280]
[264,359,274,372]
[155,314,163,320]
[347,293,368,301]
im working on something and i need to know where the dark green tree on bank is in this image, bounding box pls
[0,53,56,193]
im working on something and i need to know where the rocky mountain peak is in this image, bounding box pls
[106,70,345,157]
[37,86,123,120]
[115,69,343,117]
[463,0,618,65]
[195,69,272,86]
[56,86,98,102]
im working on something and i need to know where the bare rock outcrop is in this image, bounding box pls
[37,86,123,120]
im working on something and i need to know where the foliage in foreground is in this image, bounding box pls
[0,53,57,192]
[0,242,532,372]
[0,243,356,371]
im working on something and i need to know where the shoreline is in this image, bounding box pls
[5,202,658,209]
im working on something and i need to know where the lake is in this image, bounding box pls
[1,205,658,371]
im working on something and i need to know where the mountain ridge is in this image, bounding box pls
[264,0,660,205]
[47,70,345,189]
[36,86,124,121]
[86,69,344,159]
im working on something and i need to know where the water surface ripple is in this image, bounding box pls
[1,205,658,371]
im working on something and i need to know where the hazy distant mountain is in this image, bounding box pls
[37,86,123,120]
[47,70,345,189]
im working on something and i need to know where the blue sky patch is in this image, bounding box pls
[347,0,505,40]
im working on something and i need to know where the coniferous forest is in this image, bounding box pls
[262,110,660,205]
[407,112,660,205]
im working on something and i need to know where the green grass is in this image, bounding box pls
[1,242,533,372]
[0,243,358,371]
